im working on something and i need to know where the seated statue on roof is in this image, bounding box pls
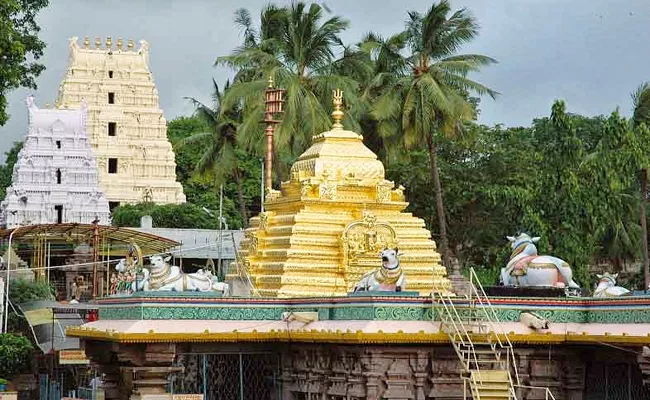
[593,272,630,297]
[136,255,229,295]
[353,248,405,292]
[500,233,580,295]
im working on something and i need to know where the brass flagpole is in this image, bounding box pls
[263,76,286,194]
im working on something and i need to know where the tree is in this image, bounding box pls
[180,80,250,225]
[373,0,497,268]
[631,83,650,288]
[168,116,262,228]
[219,2,364,179]
[0,333,33,380]
[0,141,23,201]
[111,203,237,229]
[0,0,48,126]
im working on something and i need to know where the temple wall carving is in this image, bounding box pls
[56,37,185,205]
[83,339,650,400]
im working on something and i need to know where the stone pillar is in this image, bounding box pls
[361,351,385,400]
[409,350,429,400]
[563,354,586,400]
[638,346,650,386]
[383,357,415,399]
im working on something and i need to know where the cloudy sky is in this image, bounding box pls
[1,0,648,161]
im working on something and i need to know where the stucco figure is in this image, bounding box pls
[353,248,405,292]
[501,233,580,293]
[593,272,630,297]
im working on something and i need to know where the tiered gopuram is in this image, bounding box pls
[56,36,185,206]
[0,97,111,228]
[236,91,451,297]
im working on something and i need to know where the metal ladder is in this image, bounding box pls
[433,268,556,400]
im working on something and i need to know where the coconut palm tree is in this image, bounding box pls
[179,79,249,225]
[631,83,650,288]
[218,2,364,181]
[372,0,498,268]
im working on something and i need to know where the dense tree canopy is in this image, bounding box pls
[0,0,48,126]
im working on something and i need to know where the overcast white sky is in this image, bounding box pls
[1,0,648,162]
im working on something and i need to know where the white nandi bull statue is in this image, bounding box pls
[353,248,405,292]
[593,273,630,297]
[144,255,230,295]
[501,233,580,293]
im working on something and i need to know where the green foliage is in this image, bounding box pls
[168,115,262,228]
[0,333,33,379]
[8,279,54,304]
[0,0,48,126]
[111,202,226,229]
[388,100,650,288]
[219,2,363,174]
[0,142,23,201]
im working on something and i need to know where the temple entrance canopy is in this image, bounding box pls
[0,223,180,298]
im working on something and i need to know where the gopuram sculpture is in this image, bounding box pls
[353,248,405,292]
[501,233,580,294]
[56,37,186,206]
[0,97,110,227]
[232,89,451,297]
[593,272,630,297]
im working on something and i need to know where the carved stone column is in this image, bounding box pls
[428,349,463,399]
[361,350,386,400]
[409,351,430,400]
[638,346,650,386]
[562,353,586,400]
[279,349,295,400]
[528,357,561,400]
[383,357,415,399]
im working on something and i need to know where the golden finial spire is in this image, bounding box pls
[331,89,344,130]
[83,36,90,48]
[127,39,134,50]
[117,37,123,50]
[106,36,112,49]
[267,75,274,88]
[94,37,101,48]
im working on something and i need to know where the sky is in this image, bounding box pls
[1,0,649,162]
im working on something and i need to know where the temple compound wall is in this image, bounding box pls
[82,341,650,400]
[56,36,186,207]
[0,97,110,227]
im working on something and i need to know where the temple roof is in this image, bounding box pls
[290,128,385,182]
[0,223,179,254]
[67,319,650,346]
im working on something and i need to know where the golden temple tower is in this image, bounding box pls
[236,90,450,297]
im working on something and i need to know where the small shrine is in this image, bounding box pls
[0,97,110,228]
[234,91,451,297]
[56,36,186,206]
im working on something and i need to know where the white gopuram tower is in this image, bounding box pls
[0,97,111,228]
[56,36,186,207]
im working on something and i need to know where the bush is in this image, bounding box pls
[8,279,55,304]
[111,202,219,229]
[0,334,33,379]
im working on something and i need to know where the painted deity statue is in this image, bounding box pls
[353,248,405,292]
[500,233,580,292]
[140,255,229,295]
[593,273,630,298]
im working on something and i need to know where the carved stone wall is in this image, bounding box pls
[56,37,186,205]
[86,340,650,400]
[0,97,110,227]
